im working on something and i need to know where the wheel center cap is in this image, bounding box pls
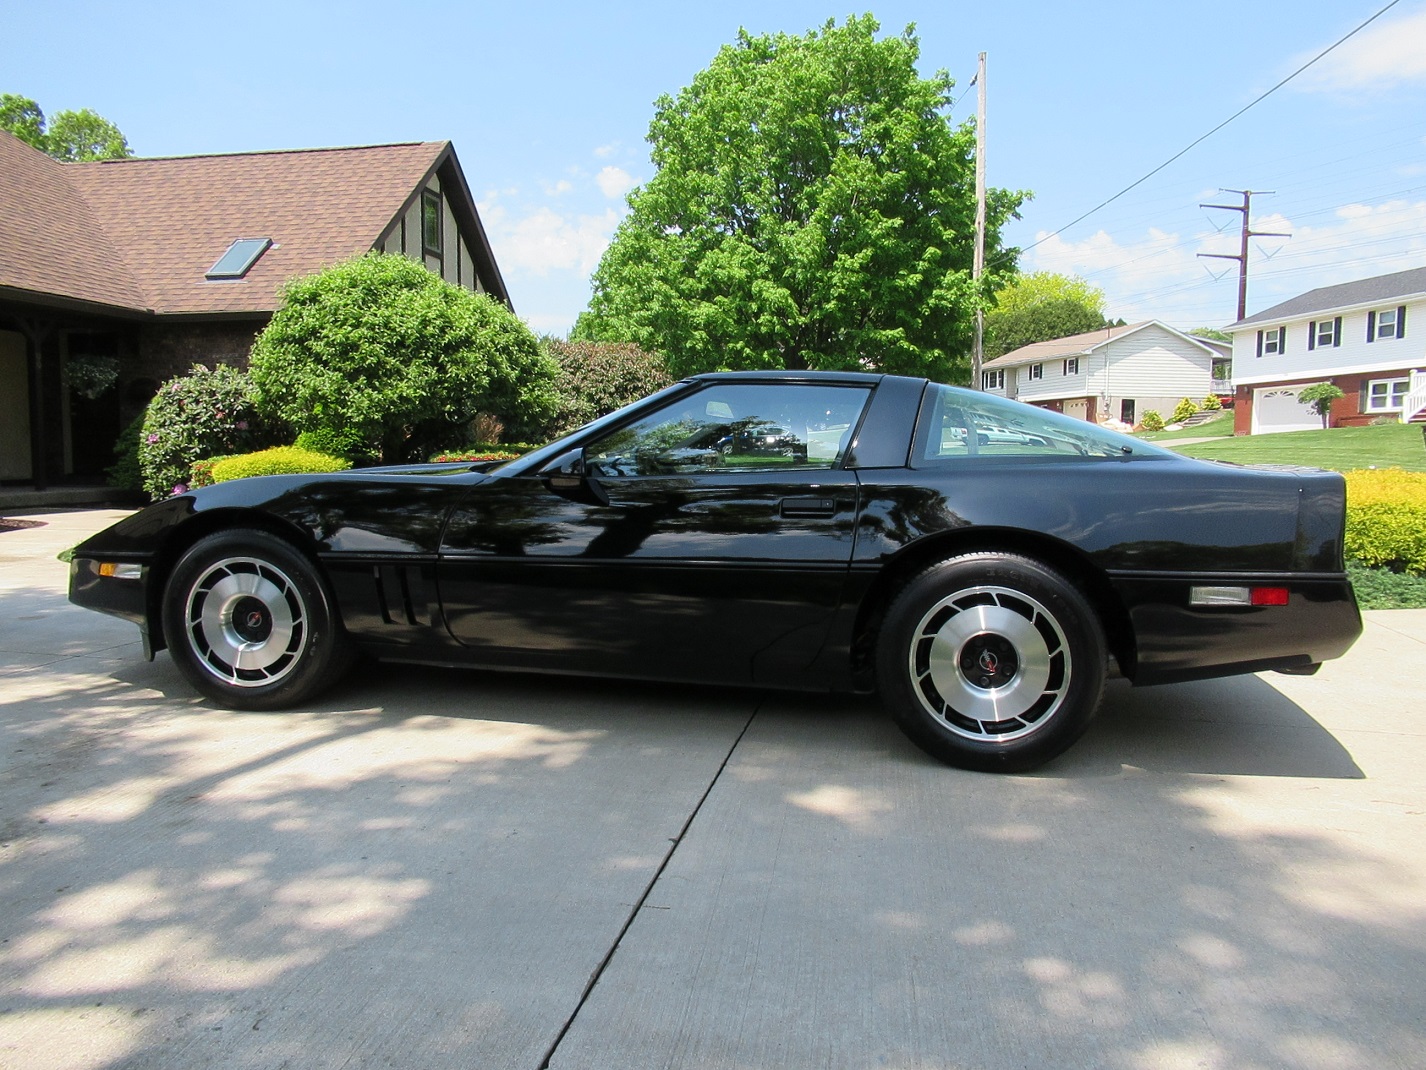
[231,596,273,644]
[960,633,1019,689]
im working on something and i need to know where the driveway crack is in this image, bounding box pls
[537,701,760,1069]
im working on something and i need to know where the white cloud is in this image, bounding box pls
[1296,8,1426,91]
[593,143,618,159]
[478,202,620,277]
[540,179,574,197]
[1028,195,1426,328]
[595,166,637,200]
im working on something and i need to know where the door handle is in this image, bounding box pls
[780,496,838,518]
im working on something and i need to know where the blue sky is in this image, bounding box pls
[8,0,1425,336]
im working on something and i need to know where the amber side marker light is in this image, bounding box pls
[97,562,143,580]
[1190,586,1289,607]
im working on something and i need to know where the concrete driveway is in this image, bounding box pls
[2,510,1423,1070]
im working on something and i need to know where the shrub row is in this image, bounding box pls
[1343,468,1426,575]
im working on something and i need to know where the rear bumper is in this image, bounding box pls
[1110,573,1362,685]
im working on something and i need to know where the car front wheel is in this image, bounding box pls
[877,553,1106,772]
[162,529,353,710]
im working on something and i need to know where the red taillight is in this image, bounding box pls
[1250,587,1289,606]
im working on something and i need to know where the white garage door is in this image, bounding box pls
[1253,386,1320,434]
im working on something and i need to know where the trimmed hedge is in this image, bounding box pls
[210,447,351,484]
[1343,468,1426,575]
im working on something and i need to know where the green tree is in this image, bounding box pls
[574,16,1024,382]
[1189,326,1231,343]
[0,93,131,160]
[250,254,558,463]
[983,272,1106,357]
[1298,382,1344,429]
[0,94,45,150]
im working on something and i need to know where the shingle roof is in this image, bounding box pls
[982,321,1150,369]
[0,135,489,317]
[0,131,147,312]
[1233,265,1426,329]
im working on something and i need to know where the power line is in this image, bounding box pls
[1004,0,1406,264]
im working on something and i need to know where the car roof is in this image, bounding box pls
[685,369,908,387]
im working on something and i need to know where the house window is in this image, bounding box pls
[981,370,1005,390]
[1257,326,1285,356]
[1120,399,1136,425]
[422,190,443,255]
[1029,363,1043,380]
[1368,306,1407,342]
[1365,377,1409,411]
[1308,318,1341,350]
[1063,358,1079,375]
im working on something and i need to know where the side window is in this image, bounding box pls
[915,383,1162,462]
[585,383,871,477]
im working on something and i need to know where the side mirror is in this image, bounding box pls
[537,447,610,506]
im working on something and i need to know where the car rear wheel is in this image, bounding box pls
[877,553,1106,772]
[162,529,353,710]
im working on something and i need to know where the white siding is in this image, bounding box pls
[1233,297,1426,385]
[1088,326,1210,398]
[403,201,422,260]
[1015,358,1088,402]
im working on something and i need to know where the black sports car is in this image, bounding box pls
[69,371,1362,771]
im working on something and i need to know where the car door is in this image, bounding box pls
[437,381,873,686]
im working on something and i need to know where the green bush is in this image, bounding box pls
[189,455,238,489]
[543,339,674,437]
[209,446,351,483]
[249,253,559,463]
[1138,410,1164,432]
[1343,468,1426,575]
[1170,398,1199,424]
[294,427,370,462]
[429,449,522,463]
[1201,393,1222,412]
[139,364,276,500]
[105,415,145,491]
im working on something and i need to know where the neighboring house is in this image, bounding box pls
[1229,265,1426,434]
[980,321,1226,426]
[0,132,509,488]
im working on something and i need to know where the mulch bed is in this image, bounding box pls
[0,518,46,533]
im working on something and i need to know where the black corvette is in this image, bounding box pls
[69,371,1362,771]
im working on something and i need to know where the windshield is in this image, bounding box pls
[914,384,1176,463]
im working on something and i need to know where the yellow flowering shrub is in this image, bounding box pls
[1343,468,1426,574]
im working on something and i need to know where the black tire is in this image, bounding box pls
[161,529,353,710]
[877,553,1106,772]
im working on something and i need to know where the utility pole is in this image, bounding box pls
[971,51,987,390]
[1198,189,1291,322]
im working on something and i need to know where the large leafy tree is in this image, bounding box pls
[0,93,131,161]
[574,16,1024,382]
[984,272,1107,358]
[250,254,559,463]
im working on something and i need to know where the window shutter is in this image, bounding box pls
[1367,311,1376,343]
[1280,326,1287,351]
[1398,306,1407,338]
[1333,316,1342,347]
[1359,381,1368,412]
[1256,330,1264,357]
[1308,322,1316,350]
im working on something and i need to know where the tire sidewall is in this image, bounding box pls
[878,553,1106,772]
[162,529,348,710]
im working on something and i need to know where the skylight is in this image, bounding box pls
[206,238,272,280]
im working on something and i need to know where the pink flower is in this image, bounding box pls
[172,484,189,495]
[236,421,248,431]
[147,433,159,443]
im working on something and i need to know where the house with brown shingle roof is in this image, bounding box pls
[0,131,509,489]
[979,321,1228,427]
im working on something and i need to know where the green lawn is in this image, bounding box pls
[1169,421,1426,473]
[1135,411,1235,442]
